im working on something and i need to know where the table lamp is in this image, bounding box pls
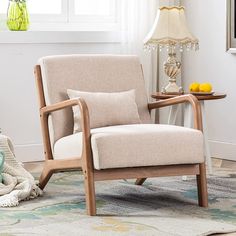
[144,6,199,94]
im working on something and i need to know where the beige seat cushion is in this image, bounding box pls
[54,124,204,170]
[67,89,141,133]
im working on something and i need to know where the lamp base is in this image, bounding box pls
[162,83,184,94]
[163,52,184,95]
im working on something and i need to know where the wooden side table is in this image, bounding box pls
[151,92,227,174]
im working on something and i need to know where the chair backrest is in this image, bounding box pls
[38,54,151,144]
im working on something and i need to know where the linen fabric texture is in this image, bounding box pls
[54,124,204,170]
[67,89,141,133]
[39,54,204,170]
[39,55,151,144]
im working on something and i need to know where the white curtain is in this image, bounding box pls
[119,0,159,98]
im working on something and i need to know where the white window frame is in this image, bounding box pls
[29,0,68,23]
[0,0,120,31]
[69,0,117,23]
[29,0,119,23]
[0,0,122,44]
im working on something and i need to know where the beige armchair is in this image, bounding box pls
[34,54,208,216]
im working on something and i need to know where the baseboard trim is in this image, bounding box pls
[14,143,44,162]
[209,140,236,161]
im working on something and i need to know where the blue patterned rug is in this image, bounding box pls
[0,171,236,236]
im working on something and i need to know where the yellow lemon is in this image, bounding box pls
[189,82,200,92]
[199,83,212,93]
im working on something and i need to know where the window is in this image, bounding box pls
[0,0,120,31]
[0,0,63,15]
[75,0,111,15]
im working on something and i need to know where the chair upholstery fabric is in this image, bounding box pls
[39,55,151,144]
[67,89,141,133]
[54,124,204,170]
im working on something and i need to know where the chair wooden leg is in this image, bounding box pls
[39,166,53,190]
[84,169,96,216]
[196,163,208,207]
[135,178,147,185]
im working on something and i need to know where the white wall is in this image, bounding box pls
[182,0,236,161]
[0,42,121,162]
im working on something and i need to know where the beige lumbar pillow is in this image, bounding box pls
[67,89,141,133]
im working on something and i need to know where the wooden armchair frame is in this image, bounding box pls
[35,65,208,216]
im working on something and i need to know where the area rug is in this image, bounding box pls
[0,171,236,236]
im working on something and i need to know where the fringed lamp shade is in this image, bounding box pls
[144,6,199,52]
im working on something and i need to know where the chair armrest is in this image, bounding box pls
[148,94,203,131]
[40,98,91,147]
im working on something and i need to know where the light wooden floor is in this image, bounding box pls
[23,158,236,236]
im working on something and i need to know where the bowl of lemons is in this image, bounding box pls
[189,82,214,95]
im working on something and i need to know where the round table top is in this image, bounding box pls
[151,92,227,101]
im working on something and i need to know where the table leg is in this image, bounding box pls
[182,103,193,181]
[168,105,179,125]
[184,103,193,128]
[184,102,213,175]
[200,101,213,174]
